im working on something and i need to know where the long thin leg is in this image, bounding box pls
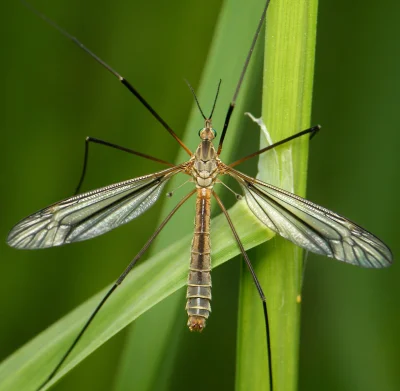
[228,125,321,168]
[21,1,192,156]
[37,189,196,391]
[74,136,175,194]
[217,0,271,155]
[212,190,273,391]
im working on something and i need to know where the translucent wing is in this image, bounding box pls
[7,166,182,249]
[228,167,392,268]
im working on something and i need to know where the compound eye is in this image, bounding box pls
[198,127,217,139]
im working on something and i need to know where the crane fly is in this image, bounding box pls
[7,0,393,390]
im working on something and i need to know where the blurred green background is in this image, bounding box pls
[0,0,398,390]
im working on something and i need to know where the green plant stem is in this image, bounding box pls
[236,1,318,391]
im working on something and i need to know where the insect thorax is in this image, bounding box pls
[191,140,219,188]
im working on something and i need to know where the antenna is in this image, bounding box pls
[209,79,222,119]
[185,79,207,120]
[185,79,222,121]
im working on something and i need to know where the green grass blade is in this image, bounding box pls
[0,201,274,391]
[236,1,319,390]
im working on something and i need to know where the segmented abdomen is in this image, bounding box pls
[186,187,212,332]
